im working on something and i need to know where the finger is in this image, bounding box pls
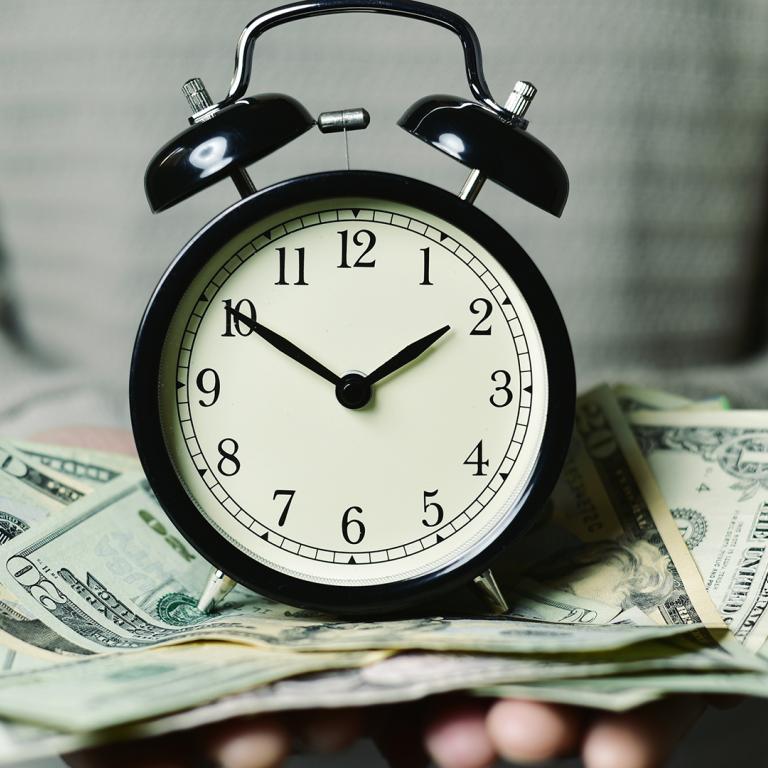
[30,426,137,456]
[582,696,706,768]
[423,698,496,768]
[295,707,364,753]
[204,716,291,768]
[486,699,585,763]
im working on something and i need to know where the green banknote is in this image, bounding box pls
[630,410,768,650]
[6,632,747,734]
[505,386,724,628]
[0,473,709,654]
[0,443,96,657]
[0,410,758,759]
[478,667,768,710]
[613,384,730,414]
[12,440,139,486]
[0,643,385,731]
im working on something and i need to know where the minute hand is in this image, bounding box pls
[228,308,340,386]
[366,325,451,386]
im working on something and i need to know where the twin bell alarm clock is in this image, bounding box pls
[130,0,574,616]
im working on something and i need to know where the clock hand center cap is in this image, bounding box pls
[335,372,372,410]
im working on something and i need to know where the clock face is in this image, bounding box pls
[156,190,550,590]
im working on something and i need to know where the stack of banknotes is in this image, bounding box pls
[0,383,766,763]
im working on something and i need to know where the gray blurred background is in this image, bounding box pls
[2,0,768,435]
[1,0,767,765]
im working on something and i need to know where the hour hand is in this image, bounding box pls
[366,325,450,386]
[228,307,340,386]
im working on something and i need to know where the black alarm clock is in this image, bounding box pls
[130,0,574,616]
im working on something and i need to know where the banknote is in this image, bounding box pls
[613,384,730,414]
[474,680,663,711]
[630,409,768,650]
[0,443,89,514]
[0,635,749,758]
[0,643,46,674]
[0,718,82,766]
[0,642,739,732]
[0,644,386,731]
[506,386,723,628]
[614,384,698,413]
[90,635,753,744]
[406,573,626,625]
[0,473,712,655]
[479,667,768,708]
[12,440,138,485]
[609,606,656,625]
[0,444,97,657]
[506,579,623,624]
[0,415,757,762]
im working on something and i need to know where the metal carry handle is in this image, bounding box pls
[198,0,502,119]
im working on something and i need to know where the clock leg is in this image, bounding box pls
[197,568,238,614]
[472,569,509,614]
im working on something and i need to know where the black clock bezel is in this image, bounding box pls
[130,170,575,616]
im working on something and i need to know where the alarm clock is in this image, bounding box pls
[130,0,574,616]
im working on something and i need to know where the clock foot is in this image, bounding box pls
[197,569,237,614]
[472,569,509,614]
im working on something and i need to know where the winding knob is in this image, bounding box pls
[504,80,537,127]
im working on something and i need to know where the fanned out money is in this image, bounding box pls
[0,383,766,763]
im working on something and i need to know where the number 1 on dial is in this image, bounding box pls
[420,247,433,286]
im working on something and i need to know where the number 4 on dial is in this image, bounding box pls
[463,440,489,476]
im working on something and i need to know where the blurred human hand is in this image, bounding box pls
[43,427,705,768]
[418,695,706,768]
[63,694,706,768]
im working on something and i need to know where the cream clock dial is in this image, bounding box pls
[159,195,547,586]
[133,171,574,613]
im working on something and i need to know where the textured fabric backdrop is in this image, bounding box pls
[1,0,767,435]
[2,3,768,767]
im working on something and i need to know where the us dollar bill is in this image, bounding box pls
[509,386,724,628]
[613,384,699,413]
[0,444,96,657]
[0,642,45,674]
[12,440,138,486]
[0,633,749,755]
[0,718,84,766]
[630,409,768,650]
[0,644,386,732]
[473,680,663,711]
[91,635,754,743]
[613,384,730,414]
[0,443,90,513]
[0,473,707,655]
[506,579,624,624]
[478,666,768,711]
